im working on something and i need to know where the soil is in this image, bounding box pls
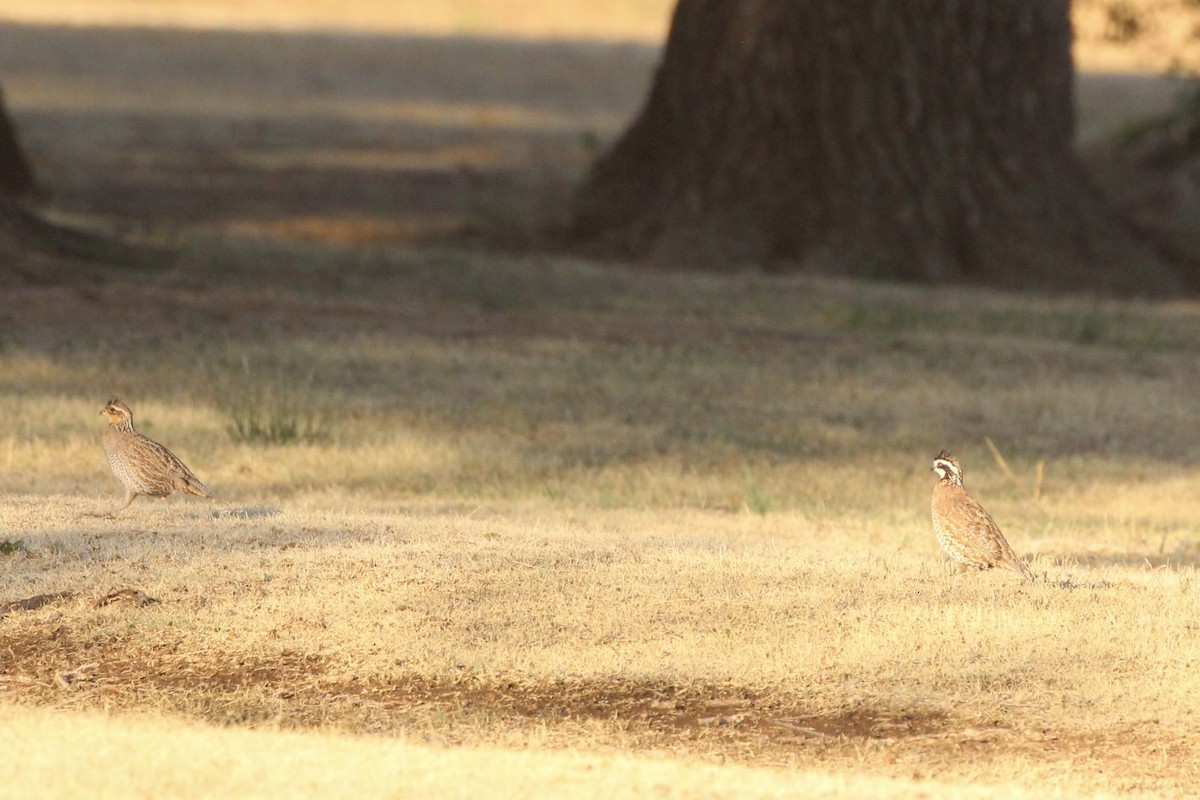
[0,605,1191,788]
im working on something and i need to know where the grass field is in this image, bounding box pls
[1,2,1200,798]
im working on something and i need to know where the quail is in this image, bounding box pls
[930,450,1033,581]
[96,397,211,517]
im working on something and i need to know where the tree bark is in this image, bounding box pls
[0,85,34,197]
[571,0,1194,295]
[0,85,158,285]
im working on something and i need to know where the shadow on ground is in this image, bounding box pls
[0,22,658,242]
[0,22,1186,249]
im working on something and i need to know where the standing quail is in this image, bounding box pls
[930,450,1033,581]
[97,397,211,517]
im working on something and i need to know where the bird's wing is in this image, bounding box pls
[135,434,210,495]
[959,497,1009,564]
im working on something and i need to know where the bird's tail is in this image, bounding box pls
[1007,556,1034,582]
[178,476,212,498]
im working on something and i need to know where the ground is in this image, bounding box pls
[1,3,1200,799]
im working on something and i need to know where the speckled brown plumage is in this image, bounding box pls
[930,450,1033,581]
[98,397,211,516]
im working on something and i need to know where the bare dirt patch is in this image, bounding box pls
[3,609,1191,791]
[7,613,1195,798]
[2,613,951,743]
[0,617,1017,787]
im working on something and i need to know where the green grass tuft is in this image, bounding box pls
[218,358,334,446]
[0,539,26,555]
[743,468,773,515]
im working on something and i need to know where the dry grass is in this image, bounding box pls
[5,707,1126,800]
[1,2,1199,798]
[2,249,1200,797]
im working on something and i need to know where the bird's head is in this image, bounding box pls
[101,397,134,427]
[931,449,963,485]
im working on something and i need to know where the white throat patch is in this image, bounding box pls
[933,459,959,481]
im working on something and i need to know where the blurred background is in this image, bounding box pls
[0,0,1196,289]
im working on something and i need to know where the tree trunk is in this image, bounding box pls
[571,0,1194,295]
[0,85,34,197]
[0,85,158,285]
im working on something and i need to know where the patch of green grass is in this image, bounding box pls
[743,468,773,515]
[0,539,26,555]
[217,357,334,446]
[1064,306,1108,346]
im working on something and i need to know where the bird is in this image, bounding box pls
[94,397,212,517]
[930,450,1033,581]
